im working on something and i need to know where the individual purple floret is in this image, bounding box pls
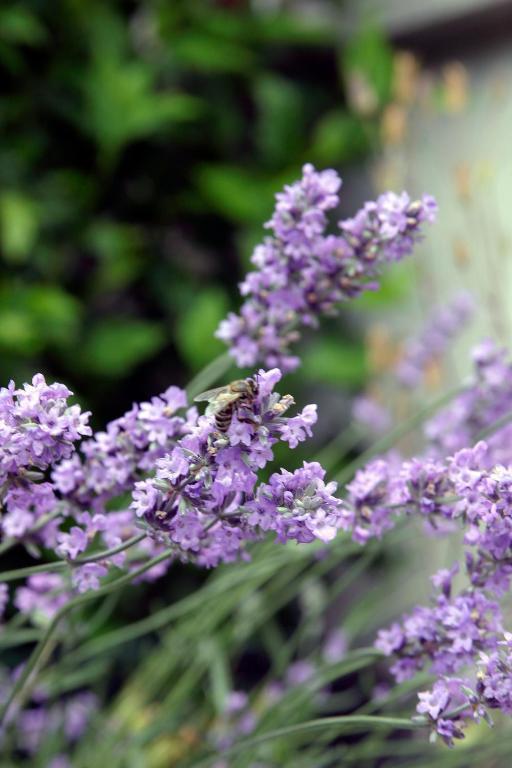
[216,164,437,372]
[416,678,473,746]
[397,291,474,388]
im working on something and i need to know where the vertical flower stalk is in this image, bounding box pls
[216,164,436,371]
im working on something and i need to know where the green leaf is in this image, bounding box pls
[0,7,46,46]
[81,56,202,163]
[172,32,255,73]
[194,165,275,224]
[81,319,166,377]
[201,638,231,716]
[24,285,81,348]
[85,220,143,292]
[302,338,367,387]
[0,284,80,354]
[342,24,393,108]
[310,110,368,165]
[0,308,38,354]
[355,262,413,309]
[0,191,39,263]
[254,75,304,166]
[176,288,229,370]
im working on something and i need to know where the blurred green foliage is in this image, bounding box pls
[0,0,394,420]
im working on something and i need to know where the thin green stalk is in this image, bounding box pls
[0,561,67,583]
[0,629,42,649]
[0,547,174,725]
[476,408,512,441]
[333,384,465,485]
[75,533,146,564]
[186,352,233,401]
[313,423,362,473]
[0,532,147,582]
[189,714,422,767]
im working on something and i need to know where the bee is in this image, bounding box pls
[194,377,258,433]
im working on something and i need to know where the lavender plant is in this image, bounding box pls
[4,163,511,765]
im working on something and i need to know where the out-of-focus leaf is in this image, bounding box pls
[0,308,38,354]
[25,285,81,348]
[80,319,166,377]
[342,24,393,108]
[36,171,95,229]
[85,220,143,292]
[0,284,80,353]
[0,7,47,46]
[0,191,39,263]
[311,109,368,165]
[302,338,367,387]
[80,56,202,162]
[176,288,229,370]
[254,13,335,45]
[355,262,413,309]
[254,75,303,167]
[194,165,275,224]
[172,33,255,73]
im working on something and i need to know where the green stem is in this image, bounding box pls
[333,384,465,485]
[186,352,233,402]
[475,408,512,441]
[75,533,146,564]
[314,423,362,473]
[0,547,175,725]
[0,533,147,583]
[0,561,67,583]
[189,714,422,767]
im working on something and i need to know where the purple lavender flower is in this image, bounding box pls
[0,374,91,484]
[14,573,69,623]
[425,340,512,464]
[352,395,391,435]
[248,461,343,544]
[416,679,471,746]
[129,371,335,567]
[397,291,474,388]
[0,583,8,620]
[72,563,109,593]
[322,628,348,663]
[216,164,436,372]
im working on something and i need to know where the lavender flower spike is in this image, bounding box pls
[216,164,437,372]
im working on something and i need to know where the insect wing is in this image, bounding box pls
[194,386,229,403]
[205,391,240,416]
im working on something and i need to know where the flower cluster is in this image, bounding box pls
[51,384,196,578]
[361,436,512,742]
[53,383,193,511]
[130,370,343,567]
[0,374,91,483]
[216,164,436,372]
[246,461,343,544]
[0,375,91,546]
